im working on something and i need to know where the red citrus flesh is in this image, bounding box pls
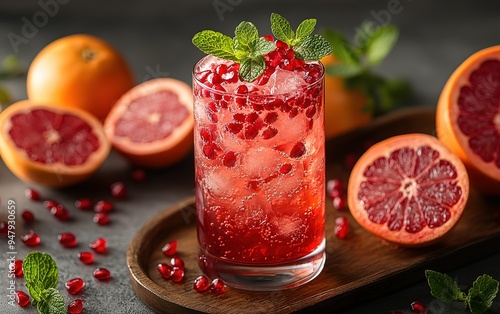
[0,101,110,187]
[347,133,469,246]
[103,78,194,167]
[436,45,500,194]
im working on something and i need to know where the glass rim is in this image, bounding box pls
[192,55,325,97]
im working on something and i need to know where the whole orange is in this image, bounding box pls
[27,34,135,121]
[321,54,372,139]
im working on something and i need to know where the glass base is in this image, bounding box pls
[198,239,326,291]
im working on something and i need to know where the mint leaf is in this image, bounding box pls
[294,34,332,60]
[234,21,259,49]
[23,252,59,302]
[365,25,399,65]
[425,270,465,303]
[239,56,266,82]
[294,18,316,46]
[467,275,499,314]
[248,38,276,58]
[322,29,359,65]
[270,13,295,45]
[37,288,66,314]
[192,30,237,61]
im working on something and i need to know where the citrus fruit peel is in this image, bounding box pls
[347,133,469,246]
[103,78,194,168]
[436,45,500,195]
[0,100,110,187]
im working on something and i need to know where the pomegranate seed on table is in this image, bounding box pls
[326,179,344,198]
[93,268,111,281]
[15,291,30,307]
[50,204,70,221]
[78,251,95,264]
[43,199,59,209]
[193,275,210,293]
[21,209,35,223]
[210,278,226,294]
[333,196,347,211]
[94,200,114,213]
[68,299,86,314]
[21,230,40,247]
[157,263,173,279]
[170,257,185,269]
[93,212,110,225]
[334,217,349,239]
[24,188,41,201]
[65,278,85,294]
[161,240,178,257]
[89,237,107,254]
[75,198,93,210]
[410,301,427,314]
[58,232,78,248]
[14,259,23,277]
[170,267,185,283]
[110,181,127,200]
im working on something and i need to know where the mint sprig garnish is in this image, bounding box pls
[425,270,499,314]
[23,251,66,314]
[192,13,332,82]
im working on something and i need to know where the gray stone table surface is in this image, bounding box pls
[1,0,500,313]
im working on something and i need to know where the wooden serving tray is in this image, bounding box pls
[127,107,500,313]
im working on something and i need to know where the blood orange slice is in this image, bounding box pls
[103,78,194,168]
[347,133,469,246]
[436,45,500,195]
[0,100,110,187]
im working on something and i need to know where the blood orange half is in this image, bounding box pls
[103,78,194,168]
[0,100,110,187]
[436,45,500,195]
[347,133,469,246]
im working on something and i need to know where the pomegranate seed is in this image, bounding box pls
[132,168,146,182]
[65,278,85,294]
[207,72,222,85]
[157,263,173,279]
[333,196,347,211]
[203,143,220,160]
[170,267,185,283]
[21,210,35,223]
[170,257,185,269]
[21,230,40,247]
[327,179,344,197]
[42,199,58,209]
[68,299,86,314]
[75,198,93,210]
[24,188,41,201]
[276,40,288,49]
[13,259,23,277]
[279,163,293,174]
[58,232,78,248]
[50,204,70,221]
[263,34,274,42]
[93,212,110,225]
[334,217,349,239]
[0,221,8,236]
[110,181,127,200]
[78,251,94,264]
[410,301,427,314]
[264,112,278,124]
[262,126,278,139]
[15,291,30,307]
[222,151,237,167]
[210,278,226,294]
[89,237,107,254]
[226,122,243,135]
[193,275,211,292]
[93,268,111,281]
[161,240,178,257]
[94,200,114,213]
[244,124,259,139]
[290,142,306,158]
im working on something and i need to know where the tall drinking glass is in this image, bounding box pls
[192,54,325,291]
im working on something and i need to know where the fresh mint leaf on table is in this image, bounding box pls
[322,21,411,117]
[425,269,499,314]
[23,251,66,314]
[192,12,332,82]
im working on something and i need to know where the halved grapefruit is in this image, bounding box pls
[436,45,500,195]
[0,100,110,187]
[103,78,194,168]
[347,133,469,246]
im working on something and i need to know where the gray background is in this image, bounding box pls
[1,0,500,313]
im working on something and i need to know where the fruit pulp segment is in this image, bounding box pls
[457,59,500,167]
[193,56,325,264]
[8,109,99,165]
[358,145,462,233]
